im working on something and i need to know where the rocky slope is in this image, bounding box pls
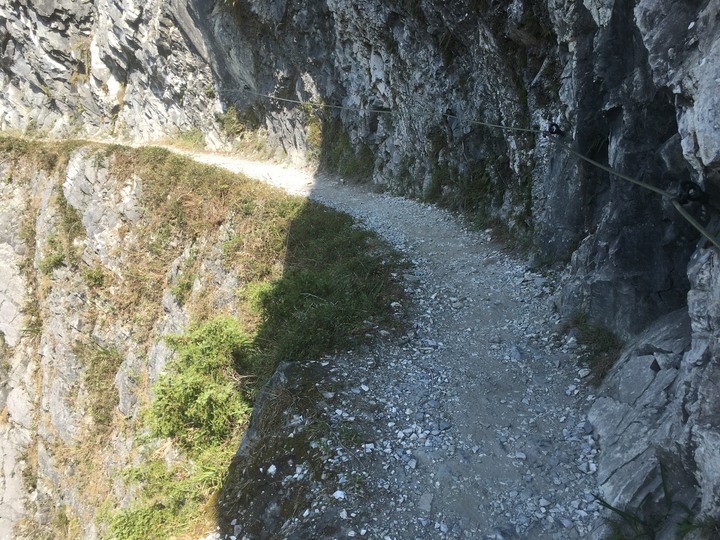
[0,143,209,537]
[1,0,720,538]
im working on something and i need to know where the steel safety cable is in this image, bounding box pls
[542,134,720,249]
[151,85,720,249]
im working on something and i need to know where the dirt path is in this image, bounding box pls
[184,149,601,539]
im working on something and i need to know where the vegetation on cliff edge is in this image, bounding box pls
[0,135,406,539]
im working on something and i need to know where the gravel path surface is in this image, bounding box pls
[185,152,603,539]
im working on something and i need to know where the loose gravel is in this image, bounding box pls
[187,154,602,539]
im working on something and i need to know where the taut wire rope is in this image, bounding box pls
[166,85,720,249]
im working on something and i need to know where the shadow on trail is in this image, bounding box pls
[210,116,405,536]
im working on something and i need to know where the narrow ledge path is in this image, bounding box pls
[183,149,602,539]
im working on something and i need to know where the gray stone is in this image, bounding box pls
[0,181,28,348]
[588,292,720,531]
[418,493,433,513]
[0,246,24,348]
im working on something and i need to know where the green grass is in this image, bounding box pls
[250,203,405,378]
[567,312,624,385]
[216,104,258,137]
[74,343,124,434]
[302,102,323,161]
[109,442,236,540]
[109,318,252,539]
[147,317,252,449]
[56,189,84,266]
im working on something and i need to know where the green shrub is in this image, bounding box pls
[82,266,105,288]
[111,316,249,539]
[39,233,65,274]
[21,299,43,337]
[147,316,252,449]
[111,317,252,538]
[217,105,244,137]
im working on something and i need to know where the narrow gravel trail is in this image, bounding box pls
[185,151,602,539]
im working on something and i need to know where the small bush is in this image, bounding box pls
[49,505,81,539]
[299,102,323,161]
[38,233,65,274]
[217,105,244,137]
[147,316,252,449]
[82,266,105,288]
[21,299,42,337]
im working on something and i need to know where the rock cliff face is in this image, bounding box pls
[1,0,719,536]
[0,142,264,537]
[1,147,146,536]
[0,0,222,143]
[588,246,720,537]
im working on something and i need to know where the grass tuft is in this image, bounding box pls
[38,232,65,275]
[74,343,124,434]
[567,312,624,385]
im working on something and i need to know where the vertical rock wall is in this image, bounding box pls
[0,146,230,537]
[201,0,719,339]
[0,160,36,536]
[0,152,149,537]
[587,245,720,537]
[0,0,221,144]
